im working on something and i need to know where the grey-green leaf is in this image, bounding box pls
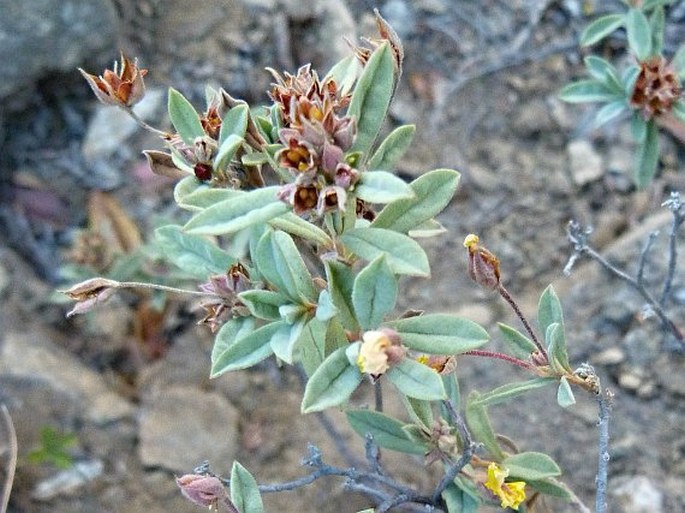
[348,42,396,159]
[211,320,277,376]
[387,359,446,400]
[367,124,416,171]
[167,87,205,144]
[340,227,429,276]
[255,230,318,303]
[184,186,289,235]
[537,285,564,338]
[673,43,685,80]
[324,260,359,331]
[155,225,235,278]
[346,410,426,455]
[220,104,249,145]
[634,119,660,188]
[214,134,244,173]
[497,323,538,359]
[557,376,576,408]
[465,392,504,461]
[503,451,562,480]
[401,395,433,429]
[546,323,572,374]
[239,290,290,320]
[268,212,333,247]
[372,169,460,234]
[472,378,556,407]
[230,461,264,513]
[354,171,414,204]
[593,100,628,129]
[301,346,362,413]
[580,14,624,46]
[211,317,255,368]
[626,8,652,60]
[352,255,398,330]
[559,80,622,103]
[386,314,489,355]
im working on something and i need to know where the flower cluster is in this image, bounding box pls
[270,65,359,216]
[630,56,682,120]
[484,463,527,510]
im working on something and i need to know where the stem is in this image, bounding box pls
[117,281,211,297]
[497,284,548,359]
[660,194,685,307]
[595,390,612,513]
[374,380,384,412]
[0,404,17,513]
[432,400,475,504]
[462,349,535,371]
[123,107,169,137]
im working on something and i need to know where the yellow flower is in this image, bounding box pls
[484,463,526,510]
[357,331,391,375]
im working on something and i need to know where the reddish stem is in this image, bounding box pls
[462,349,534,371]
[497,284,548,360]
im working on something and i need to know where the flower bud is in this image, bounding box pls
[176,474,230,509]
[463,234,500,290]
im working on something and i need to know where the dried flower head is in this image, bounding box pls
[630,56,682,119]
[483,463,527,510]
[198,263,252,332]
[79,53,147,108]
[61,277,121,317]
[464,234,501,290]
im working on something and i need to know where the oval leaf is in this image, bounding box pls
[268,212,333,247]
[214,134,244,173]
[301,346,362,413]
[168,87,205,144]
[559,80,621,103]
[211,321,279,376]
[154,225,235,278]
[580,14,624,46]
[346,409,426,455]
[557,376,576,408]
[255,230,318,303]
[230,461,264,513]
[348,42,396,158]
[385,314,489,355]
[184,186,289,235]
[503,452,562,481]
[355,171,414,204]
[211,317,255,367]
[546,323,572,374]
[352,255,398,330]
[368,124,416,171]
[497,323,538,359]
[387,359,446,400]
[220,104,250,144]
[537,285,564,338]
[372,169,460,234]
[324,260,359,331]
[465,393,504,461]
[239,290,290,320]
[626,8,652,60]
[340,227,429,276]
[472,378,556,407]
[634,119,660,188]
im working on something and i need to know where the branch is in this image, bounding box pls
[0,404,17,513]
[565,220,684,344]
[595,389,613,513]
[432,400,477,504]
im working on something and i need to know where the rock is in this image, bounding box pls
[138,385,239,473]
[591,346,626,366]
[567,139,604,185]
[0,0,119,106]
[82,88,166,161]
[32,459,104,501]
[611,475,664,513]
[0,331,134,425]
